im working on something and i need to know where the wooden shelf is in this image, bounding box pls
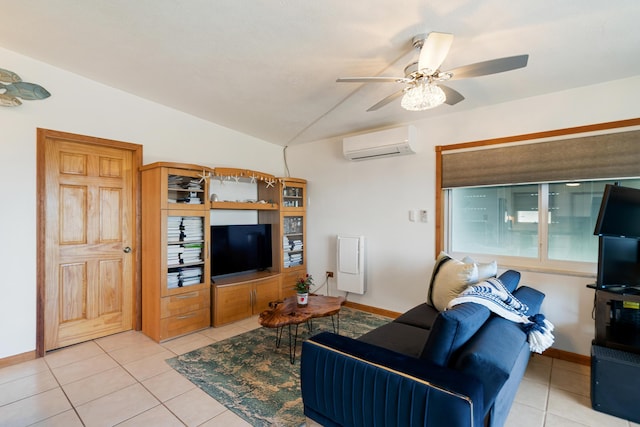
[210,201,278,210]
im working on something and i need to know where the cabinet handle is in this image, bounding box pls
[176,313,197,320]
[176,292,199,299]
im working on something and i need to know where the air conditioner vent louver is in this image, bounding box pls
[343,126,416,161]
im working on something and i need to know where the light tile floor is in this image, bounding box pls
[1,316,639,427]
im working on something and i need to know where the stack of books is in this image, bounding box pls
[167,245,184,266]
[167,266,203,288]
[167,217,183,242]
[180,266,203,286]
[181,217,204,241]
[181,242,203,264]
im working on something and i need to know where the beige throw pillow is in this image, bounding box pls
[428,252,479,311]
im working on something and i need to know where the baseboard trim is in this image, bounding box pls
[0,350,37,369]
[346,300,592,366]
[542,347,591,366]
[344,301,401,319]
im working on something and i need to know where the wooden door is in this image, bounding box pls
[37,129,141,353]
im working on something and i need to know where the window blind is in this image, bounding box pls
[441,129,640,188]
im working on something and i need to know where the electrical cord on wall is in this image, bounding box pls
[283,146,290,177]
[311,274,328,295]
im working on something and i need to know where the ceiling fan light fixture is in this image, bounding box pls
[401,81,446,111]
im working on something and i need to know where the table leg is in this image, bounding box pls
[288,323,300,364]
[330,312,340,334]
[275,326,285,348]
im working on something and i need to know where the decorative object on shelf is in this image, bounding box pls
[0,67,51,107]
[197,168,213,184]
[213,167,286,189]
[294,274,314,307]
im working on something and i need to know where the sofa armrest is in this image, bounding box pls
[301,332,485,427]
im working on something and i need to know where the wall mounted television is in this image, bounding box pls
[594,184,640,239]
[210,224,272,278]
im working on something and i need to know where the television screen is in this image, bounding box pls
[211,224,272,277]
[597,236,640,288]
[594,184,640,239]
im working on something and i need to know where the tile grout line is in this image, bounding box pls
[40,355,86,427]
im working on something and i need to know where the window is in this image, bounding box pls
[447,179,640,270]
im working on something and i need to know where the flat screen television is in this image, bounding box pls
[596,236,640,288]
[594,184,640,239]
[210,224,272,278]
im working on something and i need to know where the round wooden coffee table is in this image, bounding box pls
[259,295,345,363]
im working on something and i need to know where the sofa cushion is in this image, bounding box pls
[498,269,521,293]
[428,252,479,311]
[357,322,430,358]
[454,315,529,418]
[420,302,491,366]
[452,285,545,419]
[512,285,545,314]
[394,302,439,330]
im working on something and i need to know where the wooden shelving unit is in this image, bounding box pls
[140,162,212,342]
[139,163,308,330]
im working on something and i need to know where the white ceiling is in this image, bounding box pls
[2,0,639,146]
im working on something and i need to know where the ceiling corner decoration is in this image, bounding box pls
[0,67,51,107]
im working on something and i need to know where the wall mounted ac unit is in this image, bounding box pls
[343,125,416,161]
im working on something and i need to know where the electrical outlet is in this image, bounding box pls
[326,271,334,278]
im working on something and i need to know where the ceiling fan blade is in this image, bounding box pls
[367,90,404,112]
[440,84,465,105]
[337,76,405,83]
[418,32,453,73]
[446,54,529,80]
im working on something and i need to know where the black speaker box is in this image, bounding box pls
[591,345,640,423]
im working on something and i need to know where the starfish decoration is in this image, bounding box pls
[233,175,241,183]
[265,178,276,188]
[249,174,257,184]
[197,169,211,184]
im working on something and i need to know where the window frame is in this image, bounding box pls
[444,182,604,276]
[435,118,640,275]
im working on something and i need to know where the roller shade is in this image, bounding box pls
[441,129,640,188]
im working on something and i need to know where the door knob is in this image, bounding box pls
[123,247,132,253]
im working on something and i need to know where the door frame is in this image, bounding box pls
[36,128,143,357]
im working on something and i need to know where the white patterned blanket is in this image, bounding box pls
[448,278,554,353]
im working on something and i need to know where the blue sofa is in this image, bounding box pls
[300,270,545,427]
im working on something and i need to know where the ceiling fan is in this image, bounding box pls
[337,32,529,112]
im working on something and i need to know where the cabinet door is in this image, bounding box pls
[163,210,210,297]
[282,214,305,270]
[164,167,208,211]
[280,270,301,299]
[214,283,252,326]
[253,277,281,314]
[281,181,305,210]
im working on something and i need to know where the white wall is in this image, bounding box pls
[0,47,284,359]
[287,76,640,356]
[2,42,638,359]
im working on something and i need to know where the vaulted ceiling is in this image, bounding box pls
[2,1,639,145]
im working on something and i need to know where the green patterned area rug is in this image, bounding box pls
[167,307,390,426]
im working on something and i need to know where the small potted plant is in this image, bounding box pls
[294,274,314,307]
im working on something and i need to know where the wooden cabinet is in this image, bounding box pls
[140,164,308,331]
[259,178,307,273]
[280,270,301,299]
[141,162,211,341]
[213,273,281,326]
